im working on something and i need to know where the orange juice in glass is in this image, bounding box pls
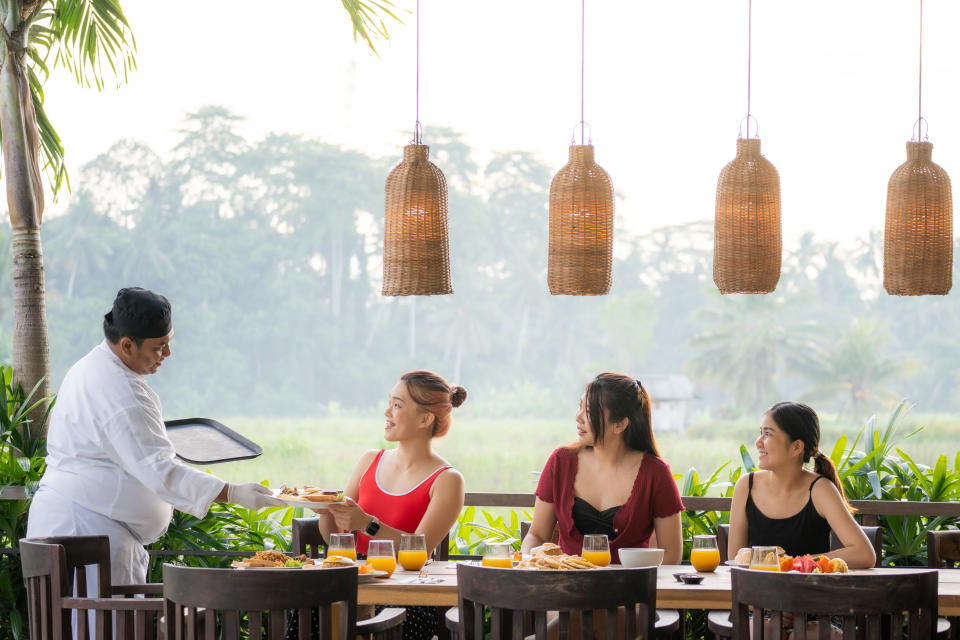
[748,546,781,571]
[367,540,397,575]
[581,534,611,567]
[481,542,514,568]
[327,533,357,561]
[690,535,721,572]
[399,533,428,571]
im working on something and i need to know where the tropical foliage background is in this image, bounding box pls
[0,107,955,423]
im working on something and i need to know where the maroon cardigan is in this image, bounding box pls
[535,446,684,564]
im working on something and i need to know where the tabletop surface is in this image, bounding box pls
[356,561,960,613]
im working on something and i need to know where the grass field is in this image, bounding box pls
[190,411,960,493]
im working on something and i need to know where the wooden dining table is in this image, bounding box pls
[357,562,960,615]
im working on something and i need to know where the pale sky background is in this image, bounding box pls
[39,0,960,246]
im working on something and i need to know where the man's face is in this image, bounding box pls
[118,332,173,375]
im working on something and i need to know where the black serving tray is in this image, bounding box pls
[164,418,263,464]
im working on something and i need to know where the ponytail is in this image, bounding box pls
[812,450,855,514]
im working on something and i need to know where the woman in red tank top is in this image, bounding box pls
[318,370,466,556]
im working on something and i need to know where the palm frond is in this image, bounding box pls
[44,0,137,90]
[340,0,405,56]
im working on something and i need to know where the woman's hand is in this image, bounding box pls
[326,497,371,532]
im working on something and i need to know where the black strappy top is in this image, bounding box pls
[571,497,621,541]
[745,472,832,557]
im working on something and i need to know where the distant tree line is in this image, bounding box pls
[1,106,957,421]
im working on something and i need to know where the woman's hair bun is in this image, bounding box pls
[450,386,468,408]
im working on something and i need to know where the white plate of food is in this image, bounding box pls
[273,486,345,508]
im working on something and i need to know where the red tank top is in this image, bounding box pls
[356,449,452,555]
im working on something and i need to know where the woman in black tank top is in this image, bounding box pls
[727,402,877,569]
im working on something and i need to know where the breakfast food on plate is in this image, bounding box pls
[785,553,848,574]
[516,552,599,571]
[734,547,752,565]
[322,555,357,568]
[358,562,375,575]
[531,542,564,557]
[277,486,344,502]
[232,550,310,568]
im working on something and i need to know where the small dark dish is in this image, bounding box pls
[674,573,704,585]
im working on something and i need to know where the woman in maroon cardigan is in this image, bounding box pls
[521,373,684,564]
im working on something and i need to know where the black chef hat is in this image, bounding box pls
[103,287,172,340]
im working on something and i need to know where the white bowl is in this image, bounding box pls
[618,547,664,567]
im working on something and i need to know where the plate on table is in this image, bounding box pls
[724,560,748,567]
[358,570,389,583]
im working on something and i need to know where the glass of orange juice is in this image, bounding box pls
[690,534,721,572]
[481,542,514,568]
[398,533,428,571]
[748,546,781,571]
[367,540,397,575]
[327,533,357,561]
[581,534,611,567]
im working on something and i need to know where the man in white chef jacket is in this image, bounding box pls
[27,287,283,587]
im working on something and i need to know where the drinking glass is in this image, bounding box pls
[398,533,428,571]
[367,539,397,576]
[690,534,721,572]
[748,546,781,571]
[327,533,357,561]
[481,541,514,568]
[581,534,611,567]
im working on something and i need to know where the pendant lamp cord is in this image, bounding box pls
[414,0,422,144]
[746,0,752,139]
[580,0,585,145]
[916,0,925,140]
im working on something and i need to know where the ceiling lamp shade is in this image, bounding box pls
[382,144,451,296]
[884,140,952,295]
[548,144,614,295]
[714,137,782,294]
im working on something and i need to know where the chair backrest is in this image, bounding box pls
[830,525,883,567]
[20,536,162,640]
[20,536,113,640]
[720,523,883,567]
[928,530,960,568]
[729,567,938,640]
[291,517,451,560]
[456,564,657,640]
[163,564,359,640]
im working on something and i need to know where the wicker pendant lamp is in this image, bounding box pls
[713,0,781,295]
[883,0,952,296]
[382,0,451,296]
[547,0,614,296]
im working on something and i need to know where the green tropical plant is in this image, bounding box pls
[449,506,533,555]
[0,366,54,640]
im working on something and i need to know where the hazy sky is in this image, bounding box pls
[41,0,960,246]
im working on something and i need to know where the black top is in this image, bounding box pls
[745,472,832,557]
[572,497,621,541]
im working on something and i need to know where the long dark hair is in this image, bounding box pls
[767,401,854,513]
[584,373,660,456]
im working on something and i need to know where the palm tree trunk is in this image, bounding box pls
[1,13,51,436]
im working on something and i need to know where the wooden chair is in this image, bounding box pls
[454,564,657,640]
[291,517,450,560]
[718,523,884,567]
[163,564,406,640]
[727,567,938,640]
[19,536,163,640]
[929,530,960,640]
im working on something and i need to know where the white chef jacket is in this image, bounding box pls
[28,340,224,547]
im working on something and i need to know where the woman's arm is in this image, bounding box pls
[520,497,557,553]
[812,481,876,569]
[653,512,683,565]
[317,449,378,542]
[727,473,751,560]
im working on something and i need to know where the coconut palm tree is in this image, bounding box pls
[0,0,398,435]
